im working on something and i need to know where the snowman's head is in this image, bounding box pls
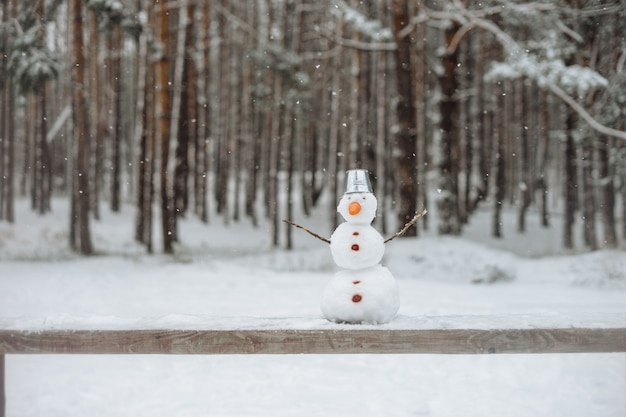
[337,192,377,224]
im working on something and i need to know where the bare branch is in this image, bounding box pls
[446,22,476,54]
[282,220,331,244]
[399,13,429,39]
[557,21,584,44]
[384,209,428,244]
[212,0,260,42]
[617,47,626,73]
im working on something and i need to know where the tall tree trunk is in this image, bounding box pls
[579,21,600,251]
[621,150,626,241]
[194,2,210,223]
[598,136,617,247]
[537,89,550,228]
[581,136,597,250]
[437,20,461,235]
[347,0,361,169]
[242,3,258,226]
[327,10,343,231]
[174,3,195,222]
[30,99,38,210]
[374,0,391,234]
[257,0,271,221]
[155,0,175,253]
[283,0,299,250]
[134,0,146,244]
[21,96,32,198]
[214,4,230,219]
[0,0,6,221]
[301,5,327,217]
[359,1,376,178]
[0,90,6,222]
[143,61,156,253]
[89,13,102,220]
[166,4,186,241]
[70,0,93,255]
[33,0,51,215]
[39,88,51,214]
[413,1,426,233]
[0,90,10,223]
[284,109,295,250]
[474,29,489,212]
[110,23,123,212]
[391,0,418,236]
[134,0,154,252]
[492,82,506,238]
[505,80,516,207]
[1,0,15,224]
[0,87,4,221]
[460,41,472,224]
[563,108,578,249]
[269,81,282,247]
[230,1,242,223]
[517,80,531,232]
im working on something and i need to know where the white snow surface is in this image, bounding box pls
[1,197,625,417]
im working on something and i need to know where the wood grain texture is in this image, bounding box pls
[1,327,624,355]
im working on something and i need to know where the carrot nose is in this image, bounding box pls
[348,201,361,216]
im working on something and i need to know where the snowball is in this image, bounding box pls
[330,223,384,270]
[321,265,399,324]
[337,192,377,224]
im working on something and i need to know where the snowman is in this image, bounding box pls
[284,169,426,325]
[322,169,398,324]
[283,169,426,324]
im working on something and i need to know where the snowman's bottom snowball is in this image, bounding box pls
[321,265,399,325]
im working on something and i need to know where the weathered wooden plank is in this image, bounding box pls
[0,327,624,355]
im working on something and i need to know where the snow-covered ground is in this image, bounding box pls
[1,196,625,417]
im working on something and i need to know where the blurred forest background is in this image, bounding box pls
[0,0,625,255]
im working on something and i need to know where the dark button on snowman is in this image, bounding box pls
[323,170,399,324]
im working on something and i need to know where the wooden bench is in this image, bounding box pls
[1,314,625,416]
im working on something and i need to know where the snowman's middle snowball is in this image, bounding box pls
[330,223,385,269]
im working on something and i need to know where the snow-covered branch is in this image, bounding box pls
[319,1,396,52]
[330,1,393,42]
[469,17,625,141]
[547,83,626,141]
[316,28,397,51]
[416,1,626,142]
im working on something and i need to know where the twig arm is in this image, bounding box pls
[282,220,331,244]
[384,209,428,243]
